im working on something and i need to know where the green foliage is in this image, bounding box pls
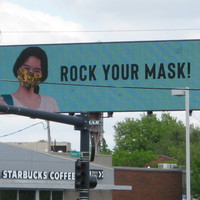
[112,149,157,167]
[100,137,112,154]
[114,114,162,152]
[38,140,47,143]
[191,151,200,199]
[153,114,185,164]
[112,112,200,198]
[190,132,200,199]
[113,113,185,159]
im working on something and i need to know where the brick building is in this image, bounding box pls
[145,155,176,168]
[113,167,182,200]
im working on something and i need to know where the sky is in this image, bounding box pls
[1,0,200,150]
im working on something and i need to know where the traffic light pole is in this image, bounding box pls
[0,104,91,200]
[0,104,84,127]
[76,113,90,200]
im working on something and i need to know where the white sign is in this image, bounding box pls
[89,120,102,125]
[90,170,104,179]
[2,170,75,181]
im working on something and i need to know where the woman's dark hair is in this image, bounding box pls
[13,47,48,94]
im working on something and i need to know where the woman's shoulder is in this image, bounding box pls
[40,95,59,112]
[40,95,56,102]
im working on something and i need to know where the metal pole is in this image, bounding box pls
[0,104,84,127]
[0,104,90,200]
[171,88,191,199]
[47,121,51,153]
[185,88,191,200]
[79,112,90,200]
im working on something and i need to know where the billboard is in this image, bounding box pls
[0,40,200,113]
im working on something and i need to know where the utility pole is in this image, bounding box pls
[46,121,51,153]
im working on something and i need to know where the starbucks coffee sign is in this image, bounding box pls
[2,170,75,181]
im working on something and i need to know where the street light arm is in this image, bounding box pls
[0,104,84,127]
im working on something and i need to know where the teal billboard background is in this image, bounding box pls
[0,40,200,112]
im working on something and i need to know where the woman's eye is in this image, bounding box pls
[22,65,30,70]
[34,69,42,74]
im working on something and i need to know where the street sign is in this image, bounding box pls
[89,120,102,125]
[90,169,104,179]
[70,151,82,158]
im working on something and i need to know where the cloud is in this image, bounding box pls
[2,0,200,44]
[48,0,200,28]
[0,1,90,44]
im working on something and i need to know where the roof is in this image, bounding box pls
[0,142,131,191]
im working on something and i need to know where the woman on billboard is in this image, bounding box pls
[0,47,59,112]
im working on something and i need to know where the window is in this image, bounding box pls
[39,191,51,200]
[0,189,63,200]
[19,190,35,200]
[52,191,63,200]
[0,190,17,200]
[39,190,63,200]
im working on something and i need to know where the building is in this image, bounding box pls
[7,141,71,153]
[113,167,182,200]
[0,142,183,200]
[0,142,131,200]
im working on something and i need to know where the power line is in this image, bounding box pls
[0,79,200,91]
[2,28,200,33]
[0,121,47,138]
[0,30,2,43]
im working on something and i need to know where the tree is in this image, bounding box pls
[153,113,185,163]
[100,137,112,154]
[113,113,185,155]
[190,125,200,198]
[113,114,162,152]
[113,113,186,166]
[112,149,157,167]
[112,112,200,198]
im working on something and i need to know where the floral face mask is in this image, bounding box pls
[17,68,42,90]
